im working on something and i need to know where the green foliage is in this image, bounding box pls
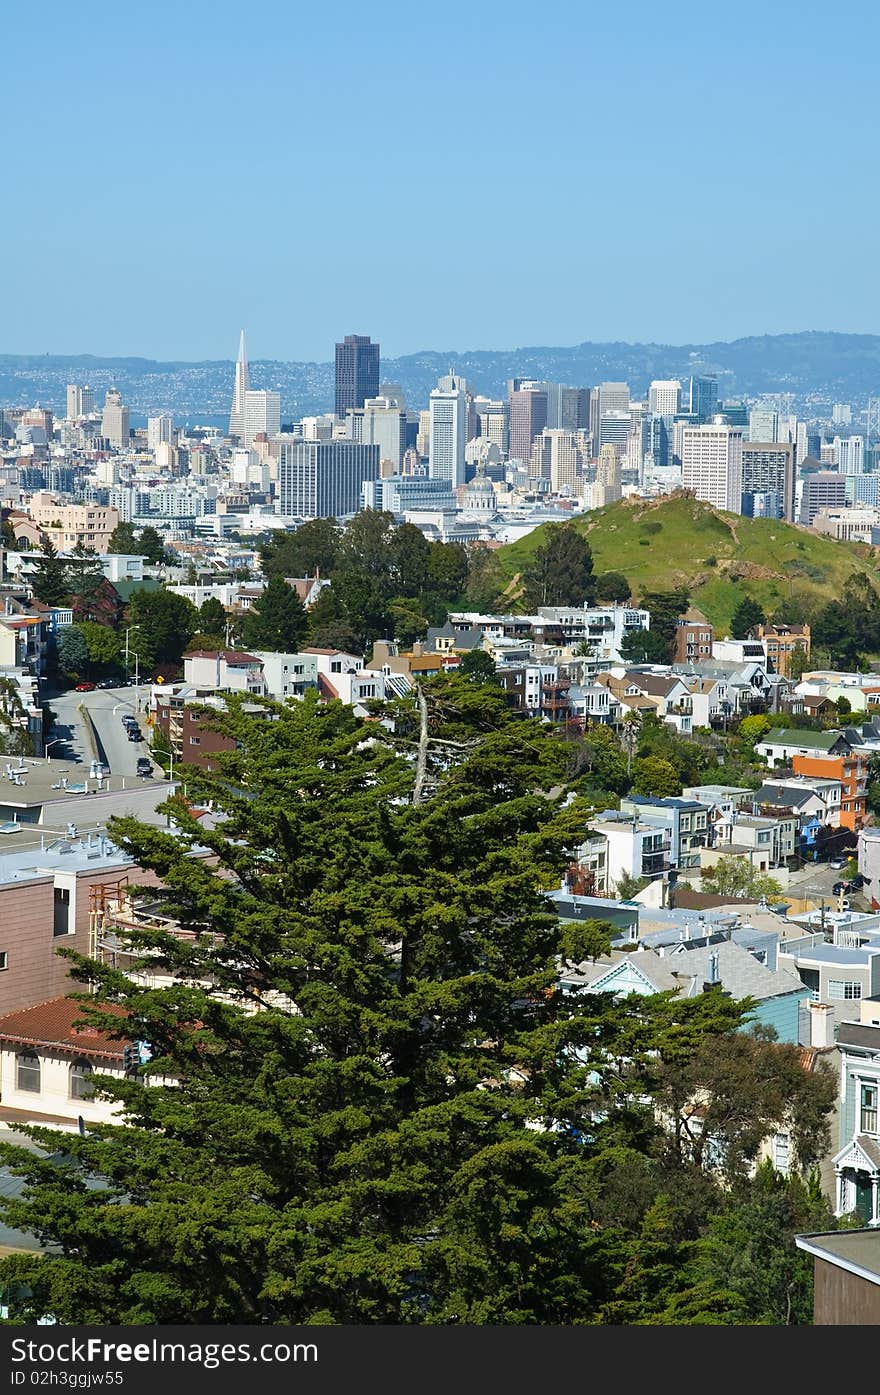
[78,621,122,675]
[426,542,469,602]
[240,577,308,653]
[619,626,672,664]
[730,597,766,639]
[736,713,772,748]
[126,588,200,670]
[565,723,630,795]
[55,625,89,679]
[260,518,341,580]
[701,856,784,900]
[521,524,595,609]
[199,597,227,633]
[638,588,691,657]
[631,755,682,798]
[28,538,69,607]
[595,570,632,603]
[137,527,168,565]
[106,522,140,554]
[458,650,499,685]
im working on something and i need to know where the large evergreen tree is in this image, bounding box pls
[0,693,837,1324]
[522,524,595,608]
[28,538,69,606]
[240,576,308,652]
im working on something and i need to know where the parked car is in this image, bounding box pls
[832,880,856,895]
[136,757,153,777]
[127,727,142,743]
[96,677,118,689]
[121,714,137,727]
[74,681,96,692]
[829,858,848,870]
[850,874,866,891]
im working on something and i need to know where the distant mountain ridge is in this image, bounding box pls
[3,331,880,420]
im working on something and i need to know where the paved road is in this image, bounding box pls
[47,685,155,780]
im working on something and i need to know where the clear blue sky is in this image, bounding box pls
[4,0,877,361]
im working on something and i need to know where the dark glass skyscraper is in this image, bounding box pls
[335,335,380,418]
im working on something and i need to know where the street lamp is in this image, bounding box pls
[123,625,142,714]
[45,737,65,763]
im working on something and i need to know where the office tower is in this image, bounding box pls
[650,415,672,468]
[101,387,130,449]
[835,435,865,474]
[597,410,632,451]
[508,385,548,466]
[378,382,405,408]
[688,376,719,421]
[228,330,250,440]
[279,439,380,518]
[806,431,822,459]
[428,374,468,488]
[777,414,798,444]
[846,474,880,508]
[681,425,744,512]
[597,381,630,414]
[832,402,852,426]
[798,471,848,526]
[473,397,509,454]
[593,443,622,506]
[243,390,281,447]
[417,410,431,459]
[147,414,174,452]
[741,442,795,521]
[748,406,778,442]
[718,401,748,427]
[334,334,380,418]
[795,421,808,465]
[532,429,584,493]
[346,395,406,470]
[648,380,682,416]
[66,384,94,419]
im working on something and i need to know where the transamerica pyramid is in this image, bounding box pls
[228,329,250,440]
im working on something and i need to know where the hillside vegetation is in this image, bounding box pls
[494,494,880,632]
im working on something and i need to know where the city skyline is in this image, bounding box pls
[5,1,880,360]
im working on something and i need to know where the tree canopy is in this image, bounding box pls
[240,577,308,653]
[521,524,595,609]
[0,693,838,1324]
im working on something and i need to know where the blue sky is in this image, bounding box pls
[3,0,877,360]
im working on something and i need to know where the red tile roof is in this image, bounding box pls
[0,997,129,1061]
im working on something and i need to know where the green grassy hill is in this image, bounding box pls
[494,494,880,631]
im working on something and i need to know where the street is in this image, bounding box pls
[46,684,155,780]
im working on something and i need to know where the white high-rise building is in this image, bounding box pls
[591,443,622,507]
[228,330,250,440]
[681,425,744,513]
[243,390,281,447]
[66,384,94,419]
[428,374,468,489]
[101,387,130,449]
[147,414,174,452]
[648,380,681,416]
[832,403,852,426]
[748,406,778,442]
[346,396,406,470]
[835,435,864,475]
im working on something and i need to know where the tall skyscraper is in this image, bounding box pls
[508,385,548,466]
[688,376,718,421]
[429,374,468,488]
[648,380,682,415]
[66,384,94,419]
[835,435,865,474]
[279,439,380,518]
[228,330,250,441]
[799,471,848,526]
[741,442,796,521]
[593,443,622,506]
[347,396,406,470]
[335,335,380,418]
[748,406,778,442]
[681,425,744,513]
[147,414,174,452]
[832,402,852,426]
[243,390,281,447]
[101,387,130,449]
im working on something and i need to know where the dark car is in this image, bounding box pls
[832,880,856,895]
[136,758,153,777]
[96,677,118,689]
[127,727,142,743]
[121,714,137,727]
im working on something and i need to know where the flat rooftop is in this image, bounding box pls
[796,1230,880,1284]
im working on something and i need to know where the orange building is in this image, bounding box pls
[792,751,868,830]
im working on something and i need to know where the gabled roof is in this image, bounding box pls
[761,727,846,750]
[0,997,128,1061]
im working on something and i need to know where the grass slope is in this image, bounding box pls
[495,494,880,631]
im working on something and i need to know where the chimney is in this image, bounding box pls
[808,1001,835,1049]
[703,948,721,992]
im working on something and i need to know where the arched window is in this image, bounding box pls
[16,1053,40,1093]
[69,1059,93,1101]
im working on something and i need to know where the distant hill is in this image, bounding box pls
[493,494,880,632]
[4,330,880,419]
